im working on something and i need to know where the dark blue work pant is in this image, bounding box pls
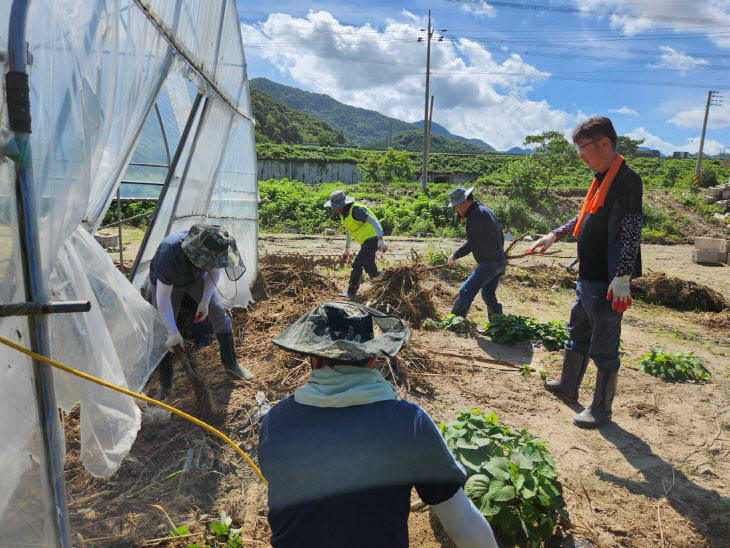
[565,278,623,371]
[348,237,380,291]
[451,257,506,317]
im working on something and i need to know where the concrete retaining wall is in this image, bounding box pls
[257,159,481,186]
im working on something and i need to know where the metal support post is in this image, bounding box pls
[8,0,73,546]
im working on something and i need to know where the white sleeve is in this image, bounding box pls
[364,213,384,238]
[430,489,498,548]
[155,282,178,334]
[202,269,220,302]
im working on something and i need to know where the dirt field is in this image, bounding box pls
[66,233,730,548]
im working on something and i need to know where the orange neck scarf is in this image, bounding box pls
[573,153,624,236]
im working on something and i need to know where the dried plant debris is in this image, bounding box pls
[360,266,436,325]
[632,272,729,312]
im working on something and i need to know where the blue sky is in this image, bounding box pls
[237,0,730,155]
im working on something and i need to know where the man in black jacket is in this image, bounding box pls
[527,116,642,428]
[447,187,506,319]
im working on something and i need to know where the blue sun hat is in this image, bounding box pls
[324,189,355,209]
[449,186,475,207]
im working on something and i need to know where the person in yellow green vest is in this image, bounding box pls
[324,189,388,298]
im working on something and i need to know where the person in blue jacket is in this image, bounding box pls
[259,302,498,548]
[447,186,506,319]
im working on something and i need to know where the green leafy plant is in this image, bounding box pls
[518,364,532,376]
[170,525,191,537]
[485,314,568,351]
[638,348,711,381]
[208,510,244,547]
[440,410,565,546]
[420,318,440,331]
[440,313,475,334]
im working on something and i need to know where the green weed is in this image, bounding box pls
[638,348,711,382]
[440,410,565,546]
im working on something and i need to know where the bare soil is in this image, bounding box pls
[67,234,730,548]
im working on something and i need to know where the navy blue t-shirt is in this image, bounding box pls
[149,231,204,287]
[258,397,466,548]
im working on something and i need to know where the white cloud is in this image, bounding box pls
[241,11,572,150]
[626,127,725,156]
[572,0,730,48]
[610,107,638,117]
[667,104,730,129]
[459,1,495,18]
[650,46,708,74]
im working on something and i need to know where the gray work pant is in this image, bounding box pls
[151,276,232,335]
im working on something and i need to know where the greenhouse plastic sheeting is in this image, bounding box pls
[0,0,257,544]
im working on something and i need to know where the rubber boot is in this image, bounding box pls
[544,349,589,403]
[339,269,361,298]
[573,368,619,428]
[487,303,503,320]
[153,353,173,401]
[217,333,253,380]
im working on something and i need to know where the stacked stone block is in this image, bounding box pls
[692,237,730,265]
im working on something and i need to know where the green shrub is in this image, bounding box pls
[440,313,475,333]
[440,410,565,546]
[101,199,156,228]
[638,348,711,381]
[485,314,568,351]
[420,318,440,331]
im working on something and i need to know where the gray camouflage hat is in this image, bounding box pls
[272,302,410,362]
[449,186,475,207]
[324,189,355,209]
[181,224,242,270]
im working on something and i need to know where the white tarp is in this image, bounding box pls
[0,0,257,545]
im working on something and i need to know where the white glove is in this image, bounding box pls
[447,254,456,267]
[378,238,388,252]
[166,331,184,353]
[194,298,210,323]
[607,274,632,312]
[527,232,557,255]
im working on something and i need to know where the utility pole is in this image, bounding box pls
[419,11,434,193]
[418,13,446,193]
[693,90,722,189]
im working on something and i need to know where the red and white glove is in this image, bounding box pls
[166,331,185,353]
[526,233,557,255]
[607,275,632,312]
[447,254,456,267]
[194,298,210,323]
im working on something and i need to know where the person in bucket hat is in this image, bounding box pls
[324,189,388,298]
[258,302,498,548]
[447,186,506,320]
[148,224,252,400]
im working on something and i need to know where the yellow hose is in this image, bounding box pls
[0,335,267,485]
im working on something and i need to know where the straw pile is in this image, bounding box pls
[360,265,436,326]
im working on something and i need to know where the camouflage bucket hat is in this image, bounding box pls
[272,302,410,362]
[181,224,242,270]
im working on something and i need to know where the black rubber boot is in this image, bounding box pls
[217,333,253,380]
[544,349,589,403]
[339,269,362,298]
[153,353,173,401]
[573,368,619,428]
[487,303,503,319]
